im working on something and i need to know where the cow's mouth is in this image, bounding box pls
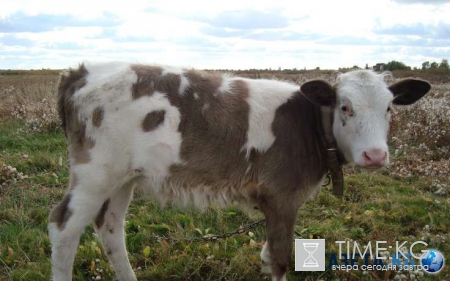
[362,164,385,170]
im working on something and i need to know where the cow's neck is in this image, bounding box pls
[320,107,344,196]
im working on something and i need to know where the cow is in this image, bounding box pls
[49,62,431,281]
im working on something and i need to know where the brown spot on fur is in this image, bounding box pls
[49,194,73,230]
[155,73,183,96]
[131,65,163,99]
[142,110,165,132]
[167,75,252,191]
[68,118,96,164]
[92,107,104,127]
[264,91,329,189]
[58,64,88,135]
[95,199,110,228]
[57,64,95,165]
[183,69,223,99]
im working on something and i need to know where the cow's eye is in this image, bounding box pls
[341,105,348,112]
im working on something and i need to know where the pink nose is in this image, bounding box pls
[362,149,387,167]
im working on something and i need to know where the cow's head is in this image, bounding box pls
[301,70,431,169]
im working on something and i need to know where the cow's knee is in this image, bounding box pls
[49,193,73,231]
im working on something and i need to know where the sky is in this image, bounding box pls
[1,0,450,70]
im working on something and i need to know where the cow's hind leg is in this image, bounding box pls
[48,174,115,281]
[94,182,137,281]
[260,195,300,281]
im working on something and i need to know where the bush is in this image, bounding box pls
[385,60,411,71]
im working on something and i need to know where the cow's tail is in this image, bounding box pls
[57,64,88,136]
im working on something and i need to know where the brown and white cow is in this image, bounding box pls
[49,62,430,281]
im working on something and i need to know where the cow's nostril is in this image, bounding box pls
[362,149,387,166]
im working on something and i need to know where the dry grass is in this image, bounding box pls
[0,75,59,115]
[0,75,60,133]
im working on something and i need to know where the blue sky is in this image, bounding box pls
[1,0,449,70]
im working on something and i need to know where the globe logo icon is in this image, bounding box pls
[421,249,445,274]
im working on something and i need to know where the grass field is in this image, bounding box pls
[0,70,449,280]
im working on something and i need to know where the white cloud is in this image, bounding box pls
[1,0,450,69]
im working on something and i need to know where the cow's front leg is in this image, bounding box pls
[260,195,299,281]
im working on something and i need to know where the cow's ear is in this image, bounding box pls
[300,80,336,107]
[389,79,431,105]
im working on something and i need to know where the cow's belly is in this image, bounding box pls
[131,138,257,209]
[136,174,259,210]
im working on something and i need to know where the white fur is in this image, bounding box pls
[334,70,392,166]
[218,74,233,94]
[49,223,76,281]
[242,79,297,157]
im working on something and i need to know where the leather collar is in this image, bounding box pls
[321,107,344,196]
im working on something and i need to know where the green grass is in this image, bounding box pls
[1,119,449,280]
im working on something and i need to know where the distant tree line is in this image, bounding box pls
[2,60,449,75]
[421,59,449,70]
[0,68,61,75]
[384,61,411,71]
[381,59,449,71]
